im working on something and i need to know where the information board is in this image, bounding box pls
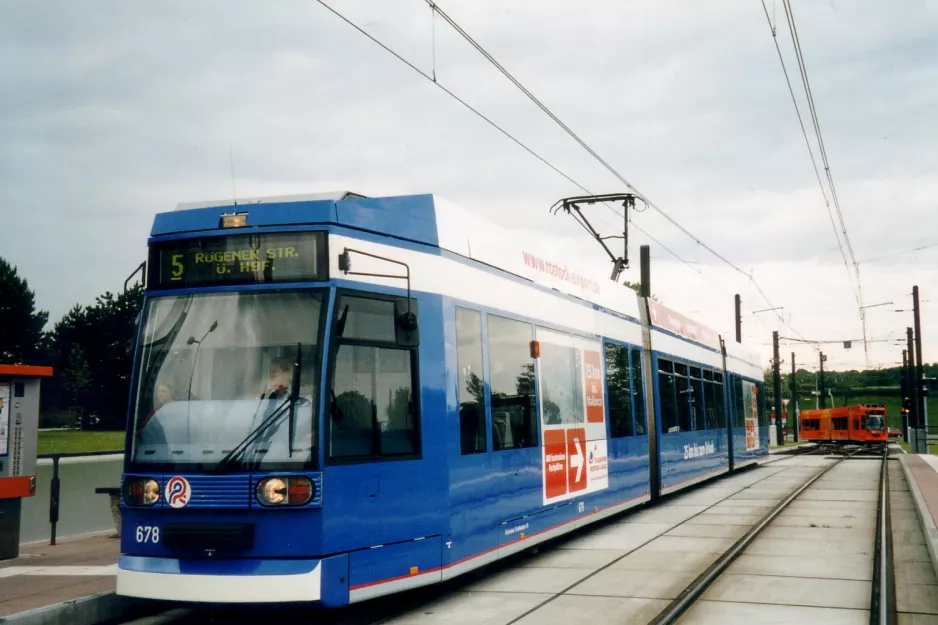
[149,231,327,290]
[0,382,9,457]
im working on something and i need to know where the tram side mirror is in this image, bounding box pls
[338,251,351,273]
[394,298,419,347]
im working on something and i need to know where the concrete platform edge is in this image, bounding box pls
[898,454,938,581]
[0,590,137,625]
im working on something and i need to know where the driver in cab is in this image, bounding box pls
[262,357,293,401]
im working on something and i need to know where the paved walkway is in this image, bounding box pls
[0,533,118,617]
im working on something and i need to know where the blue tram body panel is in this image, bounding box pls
[118,190,768,606]
[658,429,730,492]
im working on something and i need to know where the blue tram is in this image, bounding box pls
[116,191,768,605]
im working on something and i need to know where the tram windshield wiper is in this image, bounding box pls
[288,343,301,458]
[214,345,303,472]
[212,397,292,473]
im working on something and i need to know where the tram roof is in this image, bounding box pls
[153,191,758,365]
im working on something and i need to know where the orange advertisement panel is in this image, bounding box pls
[543,429,567,499]
[583,350,604,423]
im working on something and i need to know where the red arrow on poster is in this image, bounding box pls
[567,428,587,493]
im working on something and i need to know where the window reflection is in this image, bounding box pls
[456,307,486,455]
[487,315,537,450]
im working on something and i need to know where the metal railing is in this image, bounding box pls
[39,450,123,545]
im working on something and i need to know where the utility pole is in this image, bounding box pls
[790,352,798,443]
[773,331,784,446]
[735,294,742,343]
[908,327,919,452]
[819,352,827,409]
[640,245,651,298]
[640,244,659,498]
[902,349,910,443]
[914,286,926,452]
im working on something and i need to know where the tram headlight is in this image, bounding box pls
[255,476,314,507]
[125,478,160,506]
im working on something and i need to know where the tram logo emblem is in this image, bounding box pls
[166,476,191,508]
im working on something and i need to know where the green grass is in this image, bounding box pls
[37,430,125,455]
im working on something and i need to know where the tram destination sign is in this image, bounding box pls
[149,231,327,289]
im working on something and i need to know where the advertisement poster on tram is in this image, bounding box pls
[538,329,609,506]
[0,383,9,456]
[744,382,760,451]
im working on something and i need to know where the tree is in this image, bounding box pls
[44,284,144,429]
[61,345,91,406]
[0,257,48,364]
[623,280,659,302]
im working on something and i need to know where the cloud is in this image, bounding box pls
[1,0,935,370]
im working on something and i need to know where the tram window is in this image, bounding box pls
[456,307,486,455]
[487,315,537,451]
[630,348,646,435]
[537,328,584,427]
[604,343,633,438]
[692,377,706,431]
[330,345,417,458]
[329,292,419,461]
[733,377,745,428]
[714,372,723,384]
[690,367,701,379]
[658,359,679,433]
[705,379,725,429]
[703,370,713,382]
[674,368,692,432]
[335,296,397,343]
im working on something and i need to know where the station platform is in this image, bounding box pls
[899,454,938,589]
[0,533,124,623]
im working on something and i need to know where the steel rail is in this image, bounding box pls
[870,445,897,625]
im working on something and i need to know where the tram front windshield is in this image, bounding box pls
[130,290,323,471]
[866,414,885,430]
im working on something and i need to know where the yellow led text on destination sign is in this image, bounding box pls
[171,247,300,279]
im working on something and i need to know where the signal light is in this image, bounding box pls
[220,212,248,228]
[256,476,314,507]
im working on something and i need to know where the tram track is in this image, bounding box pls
[492,447,834,625]
[646,444,896,625]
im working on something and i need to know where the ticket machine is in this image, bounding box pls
[0,365,52,559]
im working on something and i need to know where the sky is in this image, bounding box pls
[1,0,936,372]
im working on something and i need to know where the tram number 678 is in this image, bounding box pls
[135,526,160,544]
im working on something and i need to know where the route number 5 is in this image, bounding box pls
[171,254,184,281]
